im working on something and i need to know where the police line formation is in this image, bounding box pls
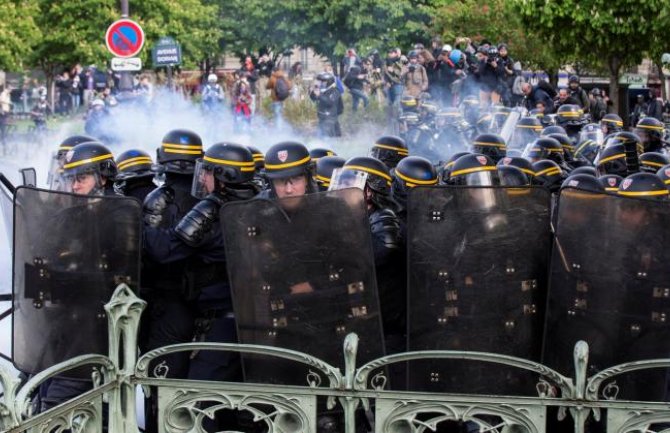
[6,99,670,430]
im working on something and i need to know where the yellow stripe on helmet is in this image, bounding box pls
[62,153,113,170]
[162,142,203,150]
[117,156,152,170]
[203,155,255,167]
[618,189,669,197]
[534,167,562,177]
[343,164,392,183]
[473,141,506,148]
[450,165,497,177]
[395,169,438,186]
[265,155,311,170]
[118,159,153,171]
[373,143,409,155]
[596,153,625,165]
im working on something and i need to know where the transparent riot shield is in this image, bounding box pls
[12,187,141,375]
[543,188,670,401]
[0,183,12,252]
[221,188,385,385]
[407,186,552,394]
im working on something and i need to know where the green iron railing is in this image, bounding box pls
[2,284,670,433]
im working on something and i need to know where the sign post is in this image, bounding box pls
[151,37,182,90]
[105,18,145,91]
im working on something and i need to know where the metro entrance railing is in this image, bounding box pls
[2,284,670,433]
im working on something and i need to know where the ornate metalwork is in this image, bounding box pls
[159,388,315,433]
[2,284,670,433]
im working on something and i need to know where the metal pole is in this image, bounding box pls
[118,0,133,91]
[167,65,173,91]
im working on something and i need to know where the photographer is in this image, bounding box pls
[497,44,515,105]
[475,46,504,109]
[401,51,428,98]
[384,48,404,106]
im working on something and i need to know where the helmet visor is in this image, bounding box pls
[579,129,604,146]
[328,168,368,192]
[191,159,216,199]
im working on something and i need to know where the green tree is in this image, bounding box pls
[133,0,221,69]
[0,0,41,71]
[514,0,670,114]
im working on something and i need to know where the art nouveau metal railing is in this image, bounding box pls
[2,284,670,433]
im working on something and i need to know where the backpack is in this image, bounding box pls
[275,77,290,101]
[537,79,557,98]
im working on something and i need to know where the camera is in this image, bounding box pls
[408,64,417,73]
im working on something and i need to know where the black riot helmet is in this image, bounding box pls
[61,141,117,194]
[315,155,345,191]
[634,116,665,149]
[337,156,394,209]
[392,156,438,207]
[48,135,99,190]
[471,133,507,162]
[157,129,204,174]
[556,104,587,139]
[532,159,565,192]
[595,144,628,177]
[192,142,257,199]
[656,164,670,189]
[498,164,530,186]
[448,153,500,186]
[639,152,670,173]
[264,141,314,180]
[309,147,337,161]
[570,166,598,177]
[509,116,542,150]
[561,173,605,194]
[598,174,624,193]
[524,137,565,165]
[497,156,536,181]
[541,125,567,137]
[370,135,409,168]
[573,139,600,165]
[247,145,265,171]
[440,151,470,182]
[546,133,576,162]
[617,172,669,200]
[115,149,154,180]
[601,113,623,135]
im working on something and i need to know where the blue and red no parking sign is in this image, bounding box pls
[105,19,145,58]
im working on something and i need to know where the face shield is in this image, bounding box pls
[61,169,105,196]
[191,159,218,199]
[510,128,540,150]
[579,128,604,146]
[328,168,368,192]
[47,152,67,191]
[521,143,543,163]
[451,167,500,186]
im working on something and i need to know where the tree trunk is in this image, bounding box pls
[546,68,557,88]
[42,64,56,113]
[608,56,621,124]
[655,61,667,100]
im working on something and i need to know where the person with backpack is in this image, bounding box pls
[267,69,292,129]
[343,65,369,112]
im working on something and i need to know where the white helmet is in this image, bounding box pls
[442,44,452,53]
[207,73,217,83]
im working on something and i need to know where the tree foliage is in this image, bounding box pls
[514,0,670,109]
[0,0,41,71]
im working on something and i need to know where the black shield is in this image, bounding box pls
[12,187,141,375]
[221,188,385,384]
[407,186,552,393]
[543,188,670,400]
[1,183,11,252]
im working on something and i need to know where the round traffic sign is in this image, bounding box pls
[105,19,145,58]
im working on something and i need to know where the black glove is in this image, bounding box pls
[174,194,225,247]
[370,208,401,253]
[143,186,175,228]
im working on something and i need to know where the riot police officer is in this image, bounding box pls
[447,153,500,186]
[140,129,204,431]
[370,135,409,169]
[391,155,438,222]
[634,117,667,153]
[598,174,624,193]
[497,156,536,183]
[309,147,337,160]
[114,149,156,201]
[556,104,587,143]
[595,144,629,177]
[639,152,670,174]
[258,141,316,199]
[601,113,623,137]
[532,159,566,193]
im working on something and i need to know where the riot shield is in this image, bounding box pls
[12,187,141,375]
[0,183,12,252]
[221,188,385,385]
[407,186,552,394]
[499,107,525,144]
[543,188,670,401]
